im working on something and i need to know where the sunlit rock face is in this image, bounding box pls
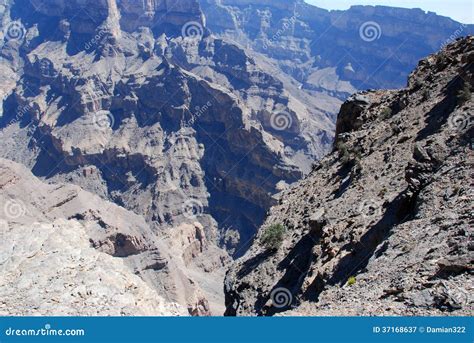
[224,37,474,317]
[0,0,472,316]
[200,0,474,90]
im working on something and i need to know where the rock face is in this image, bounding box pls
[0,0,334,260]
[224,37,473,316]
[0,158,188,316]
[0,0,332,315]
[200,0,474,92]
[0,0,473,316]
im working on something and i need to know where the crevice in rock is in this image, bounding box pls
[327,189,417,287]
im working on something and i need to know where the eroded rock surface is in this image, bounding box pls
[0,0,334,258]
[0,0,472,316]
[0,158,188,316]
[224,37,473,316]
[200,0,474,91]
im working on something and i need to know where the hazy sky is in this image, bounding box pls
[305,0,473,24]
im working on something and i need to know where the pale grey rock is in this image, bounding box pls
[0,158,224,315]
[224,37,474,316]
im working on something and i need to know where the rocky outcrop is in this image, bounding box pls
[0,0,334,258]
[0,0,334,314]
[224,37,473,316]
[0,156,231,315]
[1,0,473,316]
[0,158,189,316]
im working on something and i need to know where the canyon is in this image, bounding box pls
[0,0,472,315]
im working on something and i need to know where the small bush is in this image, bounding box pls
[421,89,430,101]
[457,83,472,106]
[261,224,286,250]
[336,141,351,164]
[347,276,356,286]
[381,107,393,119]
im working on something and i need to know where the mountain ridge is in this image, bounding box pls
[224,36,473,316]
[0,0,472,316]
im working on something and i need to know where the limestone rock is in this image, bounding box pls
[224,37,474,317]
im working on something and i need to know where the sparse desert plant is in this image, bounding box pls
[457,83,472,106]
[336,140,351,164]
[261,223,287,250]
[347,276,356,286]
[381,107,393,119]
[421,89,430,101]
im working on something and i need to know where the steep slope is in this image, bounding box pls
[0,158,188,316]
[224,37,473,316]
[0,0,333,259]
[200,0,474,92]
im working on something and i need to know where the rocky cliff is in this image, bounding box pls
[0,0,472,316]
[200,0,474,93]
[0,0,336,315]
[0,158,189,316]
[224,37,473,316]
[0,0,334,259]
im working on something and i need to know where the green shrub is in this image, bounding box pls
[421,89,430,101]
[381,107,393,119]
[457,83,472,106]
[347,276,356,286]
[336,141,351,164]
[261,224,286,250]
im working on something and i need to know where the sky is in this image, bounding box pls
[305,0,474,24]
